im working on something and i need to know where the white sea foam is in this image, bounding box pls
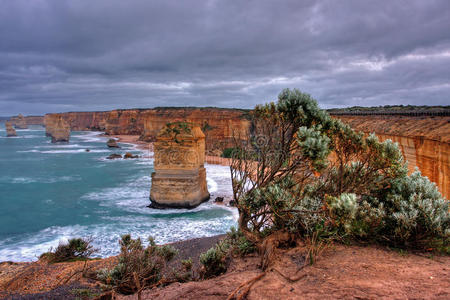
[18,149,109,154]
[1,175,82,184]
[72,131,106,143]
[0,209,236,261]
[0,133,237,262]
[35,144,84,149]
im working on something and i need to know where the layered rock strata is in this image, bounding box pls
[150,123,210,208]
[46,116,70,143]
[12,114,28,129]
[44,108,251,153]
[336,115,450,199]
[5,121,17,137]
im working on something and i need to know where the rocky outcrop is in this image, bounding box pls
[44,114,58,137]
[140,108,251,154]
[11,114,28,129]
[44,108,251,153]
[106,139,119,148]
[124,152,139,159]
[9,115,44,126]
[5,121,17,137]
[45,116,70,143]
[150,122,210,208]
[336,115,450,199]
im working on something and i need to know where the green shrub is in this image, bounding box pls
[221,147,237,158]
[199,228,255,278]
[97,235,178,295]
[40,237,96,263]
[230,88,448,252]
[382,170,449,248]
[199,244,228,278]
[226,227,256,256]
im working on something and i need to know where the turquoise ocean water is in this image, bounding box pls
[0,124,236,261]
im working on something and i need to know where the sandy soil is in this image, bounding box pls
[122,244,450,300]
[110,135,152,152]
[1,238,449,300]
[0,236,224,299]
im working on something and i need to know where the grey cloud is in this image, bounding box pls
[0,0,449,115]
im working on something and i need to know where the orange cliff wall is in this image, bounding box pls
[140,108,251,154]
[336,115,450,199]
[45,108,251,153]
[10,115,44,126]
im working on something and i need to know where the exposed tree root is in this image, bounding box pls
[259,231,294,270]
[57,260,91,285]
[227,272,266,300]
[271,267,307,282]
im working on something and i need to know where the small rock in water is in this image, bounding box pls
[107,138,119,148]
[229,200,236,207]
[106,153,122,159]
[124,152,139,159]
[85,149,90,152]
[214,197,224,203]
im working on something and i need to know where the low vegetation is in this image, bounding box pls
[39,238,97,263]
[97,235,178,295]
[229,88,448,264]
[199,227,255,278]
[35,89,449,299]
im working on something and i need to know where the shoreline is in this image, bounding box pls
[0,132,237,264]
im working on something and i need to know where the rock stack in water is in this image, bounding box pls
[13,114,28,129]
[48,116,70,143]
[150,122,210,208]
[107,138,119,148]
[5,121,17,137]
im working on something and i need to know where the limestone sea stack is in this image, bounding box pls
[150,122,210,208]
[13,114,28,129]
[44,114,57,137]
[49,116,70,143]
[5,121,17,137]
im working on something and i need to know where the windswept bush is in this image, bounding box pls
[199,227,255,278]
[97,235,178,295]
[383,170,449,248]
[40,237,96,263]
[231,88,449,254]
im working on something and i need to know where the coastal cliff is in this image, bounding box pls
[10,114,28,129]
[45,108,251,153]
[42,110,448,198]
[9,115,44,127]
[335,115,450,199]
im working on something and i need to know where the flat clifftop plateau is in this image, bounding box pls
[335,115,450,143]
[45,108,251,153]
[1,242,448,299]
[336,115,450,199]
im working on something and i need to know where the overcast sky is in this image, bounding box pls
[0,0,449,115]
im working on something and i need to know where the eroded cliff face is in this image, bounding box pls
[11,114,28,129]
[44,114,71,142]
[150,123,210,208]
[5,121,17,137]
[336,115,450,199]
[140,108,251,154]
[45,108,251,153]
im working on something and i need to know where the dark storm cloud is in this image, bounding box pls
[0,0,449,115]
